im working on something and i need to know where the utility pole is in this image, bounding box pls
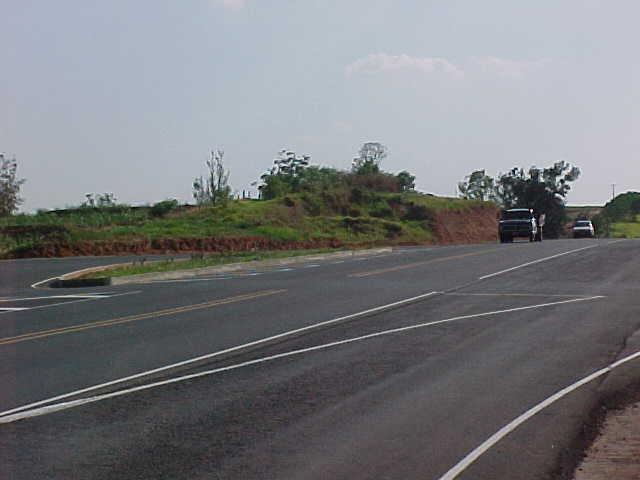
[611,183,616,200]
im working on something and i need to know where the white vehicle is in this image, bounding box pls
[572,220,595,238]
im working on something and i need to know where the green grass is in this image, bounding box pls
[84,248,339,278]
[0,192,494,258]
[610,217,640,238]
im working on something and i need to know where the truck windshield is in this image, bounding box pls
[502,211,531,220]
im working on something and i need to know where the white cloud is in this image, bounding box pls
[213,0,246,9]
[470,56,549,78]
[346,53,464,79]
[346,53,549,80]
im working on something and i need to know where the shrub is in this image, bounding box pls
[404,203,433,222]
[383,221,403,238]
[150,199,179,218]
[348,173,400,193]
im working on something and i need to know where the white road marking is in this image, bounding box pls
[0,291,439,418]
[0,294,113,302]
[0,295,602,423]
[479,244,599,280]
[30,276,60,289]
[437,347,640,480]
[149,277,232,284]
[303,264,320,268]
[442,292,598,298]
[0,291,141,314]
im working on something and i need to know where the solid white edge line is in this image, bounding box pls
[437,349,640,480]
[0,295,602,423]
[0,294,112,302]
[0,291,439,418]
[479,244,598,280]
[0,291,141,314]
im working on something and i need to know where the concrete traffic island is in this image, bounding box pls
[44,247,393,287]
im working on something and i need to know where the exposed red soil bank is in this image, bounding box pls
[8,206,499,258]
[9,237,344,258]
[431,205,499,245]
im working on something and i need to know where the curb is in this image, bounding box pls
[49,277,112,288]
[38,248,393,288]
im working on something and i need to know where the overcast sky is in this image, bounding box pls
[2,0,638,211]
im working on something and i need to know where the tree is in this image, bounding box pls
[458,170,496,201]
[0,154,25,216]
[82,193,117,208]
[193,149,231,206]
[630,197,640,218]
[352,142,387,175]
[259,150,310,200]
[495,161,581,238]
[396,171,416,192]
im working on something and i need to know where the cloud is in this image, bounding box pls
[213,0,246,9]
[346,53,463,79]
[469,56,549,78]
[346,53,549,80]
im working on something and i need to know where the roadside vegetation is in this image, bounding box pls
[592,192,640,238]
[458,162,581,238]
[0,143,491,259]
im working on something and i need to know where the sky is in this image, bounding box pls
[1,0,639,211]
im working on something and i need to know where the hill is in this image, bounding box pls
[592,192,640,238]
[0,192,498,258]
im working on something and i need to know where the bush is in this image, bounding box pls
[348,173,400,193]
[383,221,403,238]
[150,199,179,218]
[370,206,394,219]
[342,217,375,234]
[404,203,433,221]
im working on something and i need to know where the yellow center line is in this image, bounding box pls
[349,249,500,278]
[0,289,286,347]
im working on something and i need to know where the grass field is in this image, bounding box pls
[610,216,640,238]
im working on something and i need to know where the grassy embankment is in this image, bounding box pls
[0,192,490,262]
[592,192,640,238]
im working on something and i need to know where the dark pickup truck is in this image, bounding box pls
[499,208,543,243]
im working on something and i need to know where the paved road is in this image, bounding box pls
[1,239,639,479]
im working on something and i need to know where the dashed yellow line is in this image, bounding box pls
[349,249,499,278]
[0,289,286,346]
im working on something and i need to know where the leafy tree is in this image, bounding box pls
[593,192,640,235]
[458,161,581,238]
[259,150,310,200]
[458,170,496,201]
[0,154,25,216]
[193,149,232,205]
[82,193,117,208]
[396,171,416,192]
[631,198,640,218]
[352,142,387,175]
[495,161,581,238]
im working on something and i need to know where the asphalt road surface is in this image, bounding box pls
[1,239,639,479]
